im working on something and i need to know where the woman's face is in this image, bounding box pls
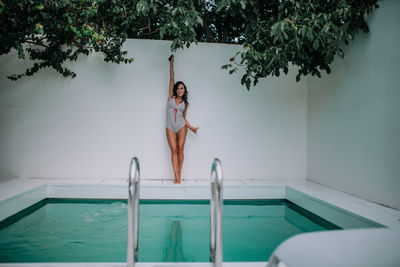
[177,84,185,97]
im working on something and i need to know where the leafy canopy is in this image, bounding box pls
[0,0,379,89]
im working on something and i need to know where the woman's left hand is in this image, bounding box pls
[191,127,199,134]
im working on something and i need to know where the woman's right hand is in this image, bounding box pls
[169,55,174,63]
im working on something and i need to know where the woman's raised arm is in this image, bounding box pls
[168,55,174,101]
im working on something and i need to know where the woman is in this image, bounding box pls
[166,55,199,184]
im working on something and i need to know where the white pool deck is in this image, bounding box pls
[1,177,400,267]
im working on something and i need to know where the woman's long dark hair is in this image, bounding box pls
[173,81,189,104]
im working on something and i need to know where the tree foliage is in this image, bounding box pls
[0,0,379,89]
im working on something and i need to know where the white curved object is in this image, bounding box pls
[267,228,400,267]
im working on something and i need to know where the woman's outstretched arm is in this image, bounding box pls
[168,55,174,101]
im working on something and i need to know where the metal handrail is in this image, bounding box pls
[210,158,223,267]
[127,157,140,267]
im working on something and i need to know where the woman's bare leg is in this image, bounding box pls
[176,126,188,183]
[166,128,179,183]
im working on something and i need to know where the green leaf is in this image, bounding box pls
[281,22,288,40]
[0,1,5,14]
[313,39,319,50]
[245,78,251,90]
[322,23,330,33]
[306,27,313,40]
[35,23,44,34]
[326,65,331,74]
[271,22,279,36]
[196,15,203,26]
[35,4,44,10]
[283,65,288,74]
[160,26,166,38]
[240,0,246,9]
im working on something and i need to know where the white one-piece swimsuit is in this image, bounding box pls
[166,97,186,133]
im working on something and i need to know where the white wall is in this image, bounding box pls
[0,40,307,181]
[307,0,400,210]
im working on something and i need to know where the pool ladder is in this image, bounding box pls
[210,158,223,267]
[127,157,140,267]
[126,157,224,267]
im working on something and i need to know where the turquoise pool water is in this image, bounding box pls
[0,199,339,262]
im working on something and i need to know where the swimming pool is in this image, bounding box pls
[0,199,341,262]
[0,181,393,266]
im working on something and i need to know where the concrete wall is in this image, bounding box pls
[307,0,400,209]
[0,40,307,181]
